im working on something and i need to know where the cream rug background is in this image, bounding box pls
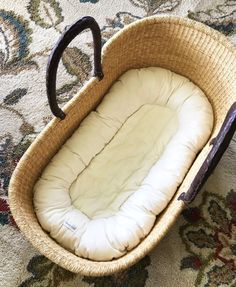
[0,1,235,286]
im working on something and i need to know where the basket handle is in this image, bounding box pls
[46,16,103,120]
[178,102,236,204]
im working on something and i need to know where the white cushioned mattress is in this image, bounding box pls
[34,67,213,261]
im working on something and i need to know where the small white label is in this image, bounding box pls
[64,221,77,232]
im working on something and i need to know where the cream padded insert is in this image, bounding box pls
[34,67,213,261]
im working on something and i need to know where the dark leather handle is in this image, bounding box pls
[178,102,236,204]
[46,16,103,119]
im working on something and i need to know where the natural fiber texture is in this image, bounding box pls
[8,15,236,277]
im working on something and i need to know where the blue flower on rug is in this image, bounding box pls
[101,12,141,45]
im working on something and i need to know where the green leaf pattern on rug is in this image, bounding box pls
[180,191,236,287]
[83,256,150,287]
[3,88,28,105]
[19,255,76,287]
[226,190,236,221]
[0,10,31,66]
[0,133,34,195]
[188,0,236,36]
[129,0,181,15]
[27,0,63,29]
[196,260,236,287]
[0,10,36,75]
[204,262,236,287]
[55,47,92,99]
[208,200,231,233]
[185,228,217,249]
[62,47,92,81]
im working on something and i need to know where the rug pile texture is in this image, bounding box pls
[0,0,235,286]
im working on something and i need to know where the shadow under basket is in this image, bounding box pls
[9,16,236,276]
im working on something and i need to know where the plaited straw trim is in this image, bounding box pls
[9,15,236,276]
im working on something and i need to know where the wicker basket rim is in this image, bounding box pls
[103,15,236,56]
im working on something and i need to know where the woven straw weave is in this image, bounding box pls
[9,16,236,276]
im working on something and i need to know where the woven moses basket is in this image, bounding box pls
[9,16,236,276]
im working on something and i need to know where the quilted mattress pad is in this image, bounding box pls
[34,67,213,261]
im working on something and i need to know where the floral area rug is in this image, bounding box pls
[0,0,235,286]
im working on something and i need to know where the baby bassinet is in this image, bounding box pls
[9,16,236,276]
